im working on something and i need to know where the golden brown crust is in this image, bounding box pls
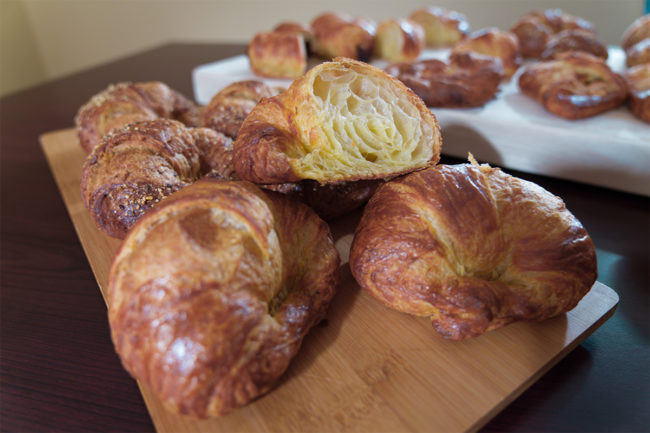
[621,14,650,50]
[451,28,522,79]
[310,12,376,61]
[80,119,205,239]
[349,163,597,340]
[108,178,340,417]
[408,7,470,47]
[190,128,236,179]
[623,63,650,123]
[626,39,650,67]
[518,52,627,119]
[540,29,608,61]
[75,81,200,154]
[374,19,425,62]
[247,31,307,79]
[385,52,504,107]
[234,57,441,184]
[201,80,284,139]
[510,9,595,58]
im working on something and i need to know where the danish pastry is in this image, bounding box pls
[233,57,441,184]
[450,27,522,79]
[201,80,284,139]
[349,161,597,340]
[80,119,207,239]
[518,51,627,119]
[374,18,425,62]
[75,81,200,154]
[310,12,376,61]
[623,63,650,123]
[408,7,470,47]
[247,31,307,78]
[108,178,340,417]
[540,29,608,61]
[385,51,504,107]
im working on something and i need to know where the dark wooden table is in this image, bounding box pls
[1,43,648,432]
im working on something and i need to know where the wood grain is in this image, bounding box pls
[40,128,619,433]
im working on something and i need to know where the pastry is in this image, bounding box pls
[349,161,597,340]
[385,51,504,107]
[374,18,425,62]
[625,38,650,67]
[540,29,608,61]
[201,80,284,139]
[80,119,208,239]
[518,51,627,119]
[623,63,650,123]
[247,31,307,78]
[108,178,340,417]
[310,12,376,61]
[621,14,650,51]
[408,7,470,47]
[75,81,200,153]
[450,27,522,79]
[233,57,441,184]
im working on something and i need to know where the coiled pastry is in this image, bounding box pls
[233,57,441,184]
[349,161,597,340]
[108,178,340,417]
[310,12,376,61]
[540,29,608,61]
[374,18,425,62]
[408,7,470,47]
[623,63,650,123]
[201,80,284,139]
[385,52,504,107]
[75,81,200,154]
[518,51,627,119]
[450,27,522,79]
[247,31,307,78]
[80,119,209,239]
[510,9,595,58]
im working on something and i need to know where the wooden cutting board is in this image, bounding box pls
[41,128,619,433]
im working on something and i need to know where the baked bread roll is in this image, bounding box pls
[349,161,597,340]
[310,12,376,61]
[108,178,340,417]
[233,57,441,184]
[540,29,608,61]
[450,28,522,79]
[374,18,425,62]
[510,9,595,58]
[201,80,284,139]
[621,14,650,51]
[80,119,207,239]
[385,52,504,107]
[248,31,307,78]
[623,63,650,123]
[408,7,470,47]
[75,81,200,154]
[518,51,627,119]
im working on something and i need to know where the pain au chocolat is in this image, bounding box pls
[350,160,597,340]
[108,178,340,418]
[233,57,441,185]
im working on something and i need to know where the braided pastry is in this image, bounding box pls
[408,7,470,47]
[75,81,200,154]
[623,63,650,123]
[450,27,522,79]
[108,178,340,417]
[518,52,627,119]
[310,12,376,61]
[233,57,441,184]
[349,161,597,340]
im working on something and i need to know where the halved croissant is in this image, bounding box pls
[350,161,597,340]
[233,57,441,184]
[108,178,340,417]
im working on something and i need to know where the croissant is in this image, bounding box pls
[518,51,627,119]
[625,39,650,67]
[75,81,200,154]
[349,161,597,340]
[623,63,650,123]
[540,29,608,61]
[190,127,236,179]
[385,52,504,107]
[374,19,425,62]
[310,12,376,61]
[233,57,441,184]
[247,31,307,79]
[621,14,650,51]
[450,27,522,79]
[80,119,208,239]
[201,80,284,139]
[108,178,340,417]
[408,7,470,47]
